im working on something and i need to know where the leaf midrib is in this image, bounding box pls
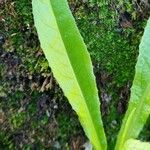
[48,0,103,149]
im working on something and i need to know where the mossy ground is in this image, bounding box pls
[0,0,150,149]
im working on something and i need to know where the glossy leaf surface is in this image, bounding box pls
[32,0,107,149]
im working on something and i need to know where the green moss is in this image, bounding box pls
[56,112,84,146]
[0,0,149,149]
[75,1,142,86]
[10,112,26,129]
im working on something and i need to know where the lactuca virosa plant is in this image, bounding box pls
[32,0,150,149]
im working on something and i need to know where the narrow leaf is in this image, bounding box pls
[123,139,150,150]
[116,18,150,150]
[32,0,107,149]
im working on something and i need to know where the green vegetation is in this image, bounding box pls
[32,0,107,149]
[123,139,150,150]
[116,18,150,150]
[33,0,150,149]
[0,0,150,149]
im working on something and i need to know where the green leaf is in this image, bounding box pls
[115,18,150,150]
[122,139,150,150]
[123,139,150,150]
[32,0,107,149]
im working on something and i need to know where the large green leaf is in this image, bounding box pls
[115,18,150,150]
[32,0,107,149]
[123,139,150,150]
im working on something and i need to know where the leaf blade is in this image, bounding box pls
[116,18,150,150]
[123,139,150,150]
[32,0,107,149]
